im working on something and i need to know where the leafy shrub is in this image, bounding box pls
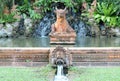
[95,2,118,16]
[0,0,17,23]
[34,0,83,13]
[94,1,120,27]
[0,12,17,24]
[28,8,42,20]
[16,0,42,20]
[0,0,11,19]
[85,0,93,5]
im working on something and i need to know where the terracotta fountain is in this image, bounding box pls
[49,6,76,44]
[49,46,72,68]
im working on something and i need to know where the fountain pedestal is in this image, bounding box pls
[50,32,76,44]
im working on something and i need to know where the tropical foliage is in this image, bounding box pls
[0,0,16,23]
[94,0,120,27]
[0,0,5,20]
[0,12,16,23]
[33,0,84,13]
[1,0,120,28]
[16,0,42,20]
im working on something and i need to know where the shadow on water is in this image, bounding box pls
[0,37,119,47]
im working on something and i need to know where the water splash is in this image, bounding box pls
[17,17,25,36]
[54,65,68,81]
[34,12,55,37]
[73,20,91,37]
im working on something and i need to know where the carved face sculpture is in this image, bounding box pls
[56,51,65,59]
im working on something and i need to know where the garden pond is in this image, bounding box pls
[0,36,119,47]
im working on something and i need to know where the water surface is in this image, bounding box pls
[0,36,119,47]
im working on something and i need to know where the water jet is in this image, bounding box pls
[49,46,71,81]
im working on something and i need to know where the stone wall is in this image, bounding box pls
[0,18,33,38]
[0,17,120,38]
[93,20,120,37]
[81,16,120,37]
[0,48,120,66]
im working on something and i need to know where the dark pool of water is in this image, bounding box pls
[0,36,119,47]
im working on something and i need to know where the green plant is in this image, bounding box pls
[96,2,118,16]
[28,8,42,20]
[94,1,120,27]
[85,0,93,5]
[34,0,52,13]
[0,0,14,16]
[34,0,84,13]
[0,0,16,23]
[16,0,31,15]
[0,12,16,23]
[117,17,120,27]
[5,0,13,13]
[17,0,42,20]
[0,0,9,19]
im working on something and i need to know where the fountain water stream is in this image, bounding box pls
[54,65,68,81]
[34,12,55,37]
[56,65,63,76]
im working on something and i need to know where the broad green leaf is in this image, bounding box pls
[106,17,110,22]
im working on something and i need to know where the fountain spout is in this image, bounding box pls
[49,46,72,68]
[55,58,65,65]
[49,46,72,80]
